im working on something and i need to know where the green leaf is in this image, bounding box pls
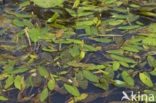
[139,72,153,87]
[87,65,105,70]
[31,0,65,8]
[38,66,49,78]
[89,37,112,43]
[47,74,55,91]
[142,38,156,46]
[106,49,124,55]
[12,67,28,74]
[0,96,8,101]
[64,83,80,96]
[83,44,97,51]
[14,75,25,90]
[121,71,134,86]
[4,75,14,89]
[29,28,40,42]
[108,20,124,26]
[110,54,136,63]
[122,45,139,52]
[13,19,25,27]
[113,80,127,87]
[40,88,48,102]
[119,61,129,67]
[150,68,156,76]
[69,45,80,58]
[147,55,156,68]
[82,70,99,83]
[113,62,120,71]
[47,13,59,23]
[118,25,140,30]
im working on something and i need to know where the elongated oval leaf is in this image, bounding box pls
[114,80,127,87]
[4,75,14,89]
[110,54,136,63]
[113,62,120,71]
[38,66,49,78]
[31,0,64,8]
[47,74,55,91]
[14,75,25,90]
[82,70,99,83]
[64,83,80,96]
[139,72,153,87]
[40,88,48,102]
[121,71,134,86]
[0,96,8,101]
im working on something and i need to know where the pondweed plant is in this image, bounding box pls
[0,0,156,102]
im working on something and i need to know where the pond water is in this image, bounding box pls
[0,0,156,103]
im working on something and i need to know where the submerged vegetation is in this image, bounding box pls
[0,0,156,102]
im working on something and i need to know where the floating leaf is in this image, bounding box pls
[87,65,105,70]
[139,72,153,87]
[142,38,156,46]
[106,49,123,55]
[29,28,40,42]
[119,61,129,67]
[108,20,124,26]
[114,80,127,87]
[89,37,112,43]
[47,74,55,91]
[40,88,48,102]
[150,68,156,76]
[14,75,25,90]
[12,67,29,74]
[13,19,25,27]
[69,45,80,58]
[31,0,64,8]
[110,54,136,63]
[121,71,134,86]
[147,55,156,68]
[4,75,14,89]
[122,45,139,52]
[64,83,80,96]
[47,13,59,23]
[0,96,8,101]
[80,51,85,60]
[82,70,99,83]
[118,25,140,30]
[113,62,120,71]
[38,66,49,78]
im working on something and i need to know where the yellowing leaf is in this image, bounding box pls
[139,72,153,87]
[0,96,8,101]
